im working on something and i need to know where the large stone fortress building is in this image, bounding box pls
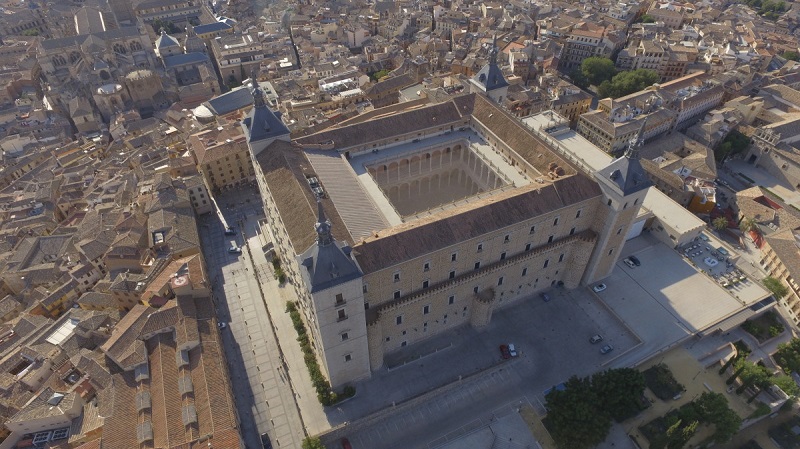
[243,61,651,387]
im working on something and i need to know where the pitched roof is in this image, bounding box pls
[353,175,601,273]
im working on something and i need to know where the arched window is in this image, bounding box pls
[113,43,127,54]
[69,51,81,64]
[130,41,143,52]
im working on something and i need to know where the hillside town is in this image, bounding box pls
[1,0,800,448]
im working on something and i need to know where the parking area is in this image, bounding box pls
[599,234,769,368]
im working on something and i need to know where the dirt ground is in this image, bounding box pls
[624,347,758,447]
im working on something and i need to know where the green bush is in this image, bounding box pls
[343,385,356,397]
[285,301,354,405]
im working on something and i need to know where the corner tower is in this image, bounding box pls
[469,35,509,103]
[241,79,290,156]
[583,119,652,284]
[297,202,370,388]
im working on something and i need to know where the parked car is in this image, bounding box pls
[260,433,273,449]
[628,255,641,266]
[623,258,636,268]
[499,344,511,359]
[508,343,518,357]
[592,283,607,293]
[218,322,227,329]
[224,226,236,236]
[541,292,552,302]
[600,344,614,354]
[341,438,352,449]
[590,334,603,344]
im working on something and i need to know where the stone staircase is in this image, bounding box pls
[305,150,389,241]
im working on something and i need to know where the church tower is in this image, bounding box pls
[583,119,652,284]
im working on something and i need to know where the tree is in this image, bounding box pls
[597,69,659,99]
[763,276,789,299]
[782,51,800,61]
[301,436,325,449]
[775,338,800,373]
[640,14,656,23]
[370,69,390,81]
[545,376,612,449]
[581,57,616,86]
[692,392,741,443]
[570,68,590,89]
[592,368,646,421]
[727,358,748,384]
[739,217,757,233]
[773,374,800,396]
[735,361,771,394]
[712,216,729,232]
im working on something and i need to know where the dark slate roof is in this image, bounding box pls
[299,240,362,293]
[596,155,651,196]
[155,31,180,49]
[164,52,208,70]
[206,86,254,116]
[242,95,290,143]
[40,27,140,51]
[193,21,232,34]
[472,61,508,92]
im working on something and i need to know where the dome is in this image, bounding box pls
[155,30,180,49]
[126,69,154,80]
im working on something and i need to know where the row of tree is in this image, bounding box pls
[545,368,646,449]
[570,57,660,99]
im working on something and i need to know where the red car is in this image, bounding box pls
[341,438,352,449]
[499,344,511,359]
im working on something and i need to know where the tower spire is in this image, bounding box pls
[250,66,266,108]
[624,117,647,160]
[489,33,499,65]
[315,200,333,246]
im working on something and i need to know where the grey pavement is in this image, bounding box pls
[726,159,800,206]
[199,185,306,449]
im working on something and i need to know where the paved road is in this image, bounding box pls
[199,187,306,449]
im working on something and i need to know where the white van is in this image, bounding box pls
[228,241,241,254]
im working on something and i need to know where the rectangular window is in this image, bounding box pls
[363,284,368,293]
[543,259,549,268]
[504,234,510,243]
[401,341,407,347]
[553,217,559,226]
[570,227,575,235]
[422,280,429,289]
[576,209,582,218]
[393,272,400,282]
[608,248,614,255]
[477,243,483,252]
[344,354,352,362]
[548,235,554,243]
[396,315,403,325]
[451,253,457,262]
[449,270,455,279]
[423,305,430,315]
[449,295,455,304]
[341,333,349,341]
[473,285,479,293]
[423,262,430,272]
[338,309,346,320]
[498,277,504,286]
[525,243,531,251]
[364,302,369,310]
[394,290,401,299]
[558,253,564,263]
[530,225,535,234]
[474,262,481,270]
[500,252,506,260]
[335,293,344,305]
[522,267,528,276]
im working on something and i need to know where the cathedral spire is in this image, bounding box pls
[250,67,266,108]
